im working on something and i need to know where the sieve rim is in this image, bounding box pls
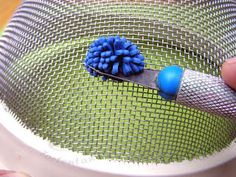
[0,102,236,177]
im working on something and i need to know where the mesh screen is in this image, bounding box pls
[0,0,236,164]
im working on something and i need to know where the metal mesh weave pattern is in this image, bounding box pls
[0,0,236,164]
[177,69,236,119]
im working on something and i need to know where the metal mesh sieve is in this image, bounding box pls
[0,0,236,164]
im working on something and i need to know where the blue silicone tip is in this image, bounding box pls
[157,65,183,100]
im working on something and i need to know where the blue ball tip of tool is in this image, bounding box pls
[84,36,145,80]
[157,65,183,99]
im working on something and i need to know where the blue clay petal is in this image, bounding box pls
[102,76,108,81]
[87,59,93,65]
[92,71,98,77]
[107,36,115,46]
[106,51,113,57]
[101,52,106,58]
[90,43,95,48]
[115,36,121,40]
[87,53,93,58]
[112,62,119,75]
[89,47,96,53]
[121,37,127,44]
[130,63,140,73]
[105,58,110,63]
[102,42,113,51]
[123,57,132,63]
[122,64,132,76]
[93,52,100,57]
[114,40,124,50]
[98,63,103,70]
[101,51,112,57]
[97,45,103,51]
[107,51,113,57]
[130,49,140,56]
[138,61,145,66]
[97,37,107,45]
[115,50,123,56]
[123,50,129,56]
[137,54,144,61]
[100,58,105,63]
[110,55,118,62]
[139,65,144,70]
[93,57,99,63]
[94,40,100,46]
[132,58,142,64]
[104,67,111,73]
[92,63,98,68]
[129,45,137,51]
[124,41,132,49]
[86,67,92,73]
[102,63,109,70]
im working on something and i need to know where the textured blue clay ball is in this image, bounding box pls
[84,36,145,80]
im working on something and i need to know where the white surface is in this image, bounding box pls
[1,102,236,177]
[0,162,6,169]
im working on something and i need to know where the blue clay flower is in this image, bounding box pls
[84,36,145,80]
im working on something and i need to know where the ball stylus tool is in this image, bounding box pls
[85,36,236,120]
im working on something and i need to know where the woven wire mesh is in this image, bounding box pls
[0,0,236,163]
